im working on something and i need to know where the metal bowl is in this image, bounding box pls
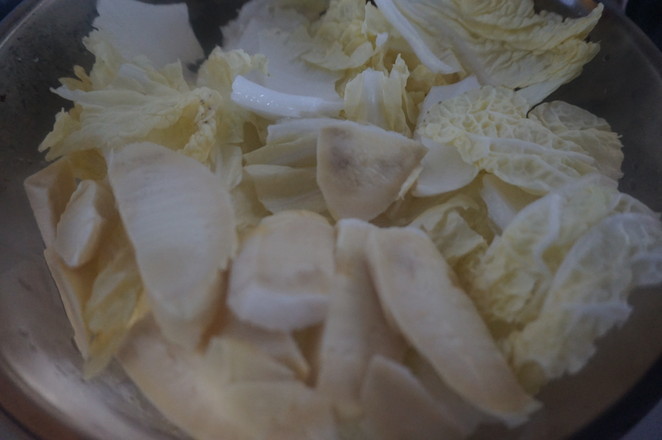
[0,1,661,439]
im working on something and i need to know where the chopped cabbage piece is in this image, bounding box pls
[467,175,656,330]
[375,0,602,104]
[503,212,662,391]
[42,60,223,164]
[343,56,415,136]
[529,100,624,180]
[419,86,604,195]
[408,194,489,267]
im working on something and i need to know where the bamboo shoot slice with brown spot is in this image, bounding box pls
[316,121,427,221]
[227,210,335,332]
[365,227,540,425]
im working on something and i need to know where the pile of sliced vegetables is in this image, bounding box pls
[24,0,662,438]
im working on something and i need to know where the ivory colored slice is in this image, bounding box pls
[245,164,327,214]
[227,210,335,332]
[222,313,310,379]
[24,159,77,247]
[480,174,538,233]
[43,248,93,357]
[316,122,427,221]
[316,219,406,417]
[117,318,250,440]
[360,355,464,440]
[408,353,487,437]
[223,382,338,440]
[107,142,237,347]
[365,227,540,425]
[203,336,296,384]
[413,137,479,197]
[53,180,115,267]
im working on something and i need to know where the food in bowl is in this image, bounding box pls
[22,0,662,438]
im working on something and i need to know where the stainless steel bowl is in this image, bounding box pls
[1,1,661,439]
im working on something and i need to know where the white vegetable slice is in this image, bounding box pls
[43,248,93,358]
[107,142,237,347]
[94,0,203,69]
[227,210,335,332]
[223,382,338,440]
[408,195,488,267]
[413,137,479,197]
[373,0,461,74]
[24,159,77,247]
[408,353,488,437]
[256,27,342,101]
[316,122,427,221]
[360,355,465,440]
[245,118,340,168]
[316,219,406,418]
[366,226,540,425]
[480,174,538,233]
[245,164,327,214]
[231,75,343,120]
[222,313,310,379]
[203,336,296,384]
[53,180,115,268]
[116,318,250,440]
[419,76,482,119]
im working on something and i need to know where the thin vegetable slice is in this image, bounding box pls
[316,121,427,221]
[316,219,406,418]
[227,210,335,332]
[366,226,539,425]
[361,355,466,440]
[53,180,115,268]
[107,142,237,347]
[24,159,77,247]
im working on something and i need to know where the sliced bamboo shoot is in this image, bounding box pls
[316,121,427,221]
[53,180,115,267]
[227,210,335,332]
[360,355,465,440]
[316,219,406,417]
[366,227,540,425]
[107,142,237,347]
[24,159,77,247]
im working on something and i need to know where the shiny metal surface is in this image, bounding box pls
[0,1,661,439]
